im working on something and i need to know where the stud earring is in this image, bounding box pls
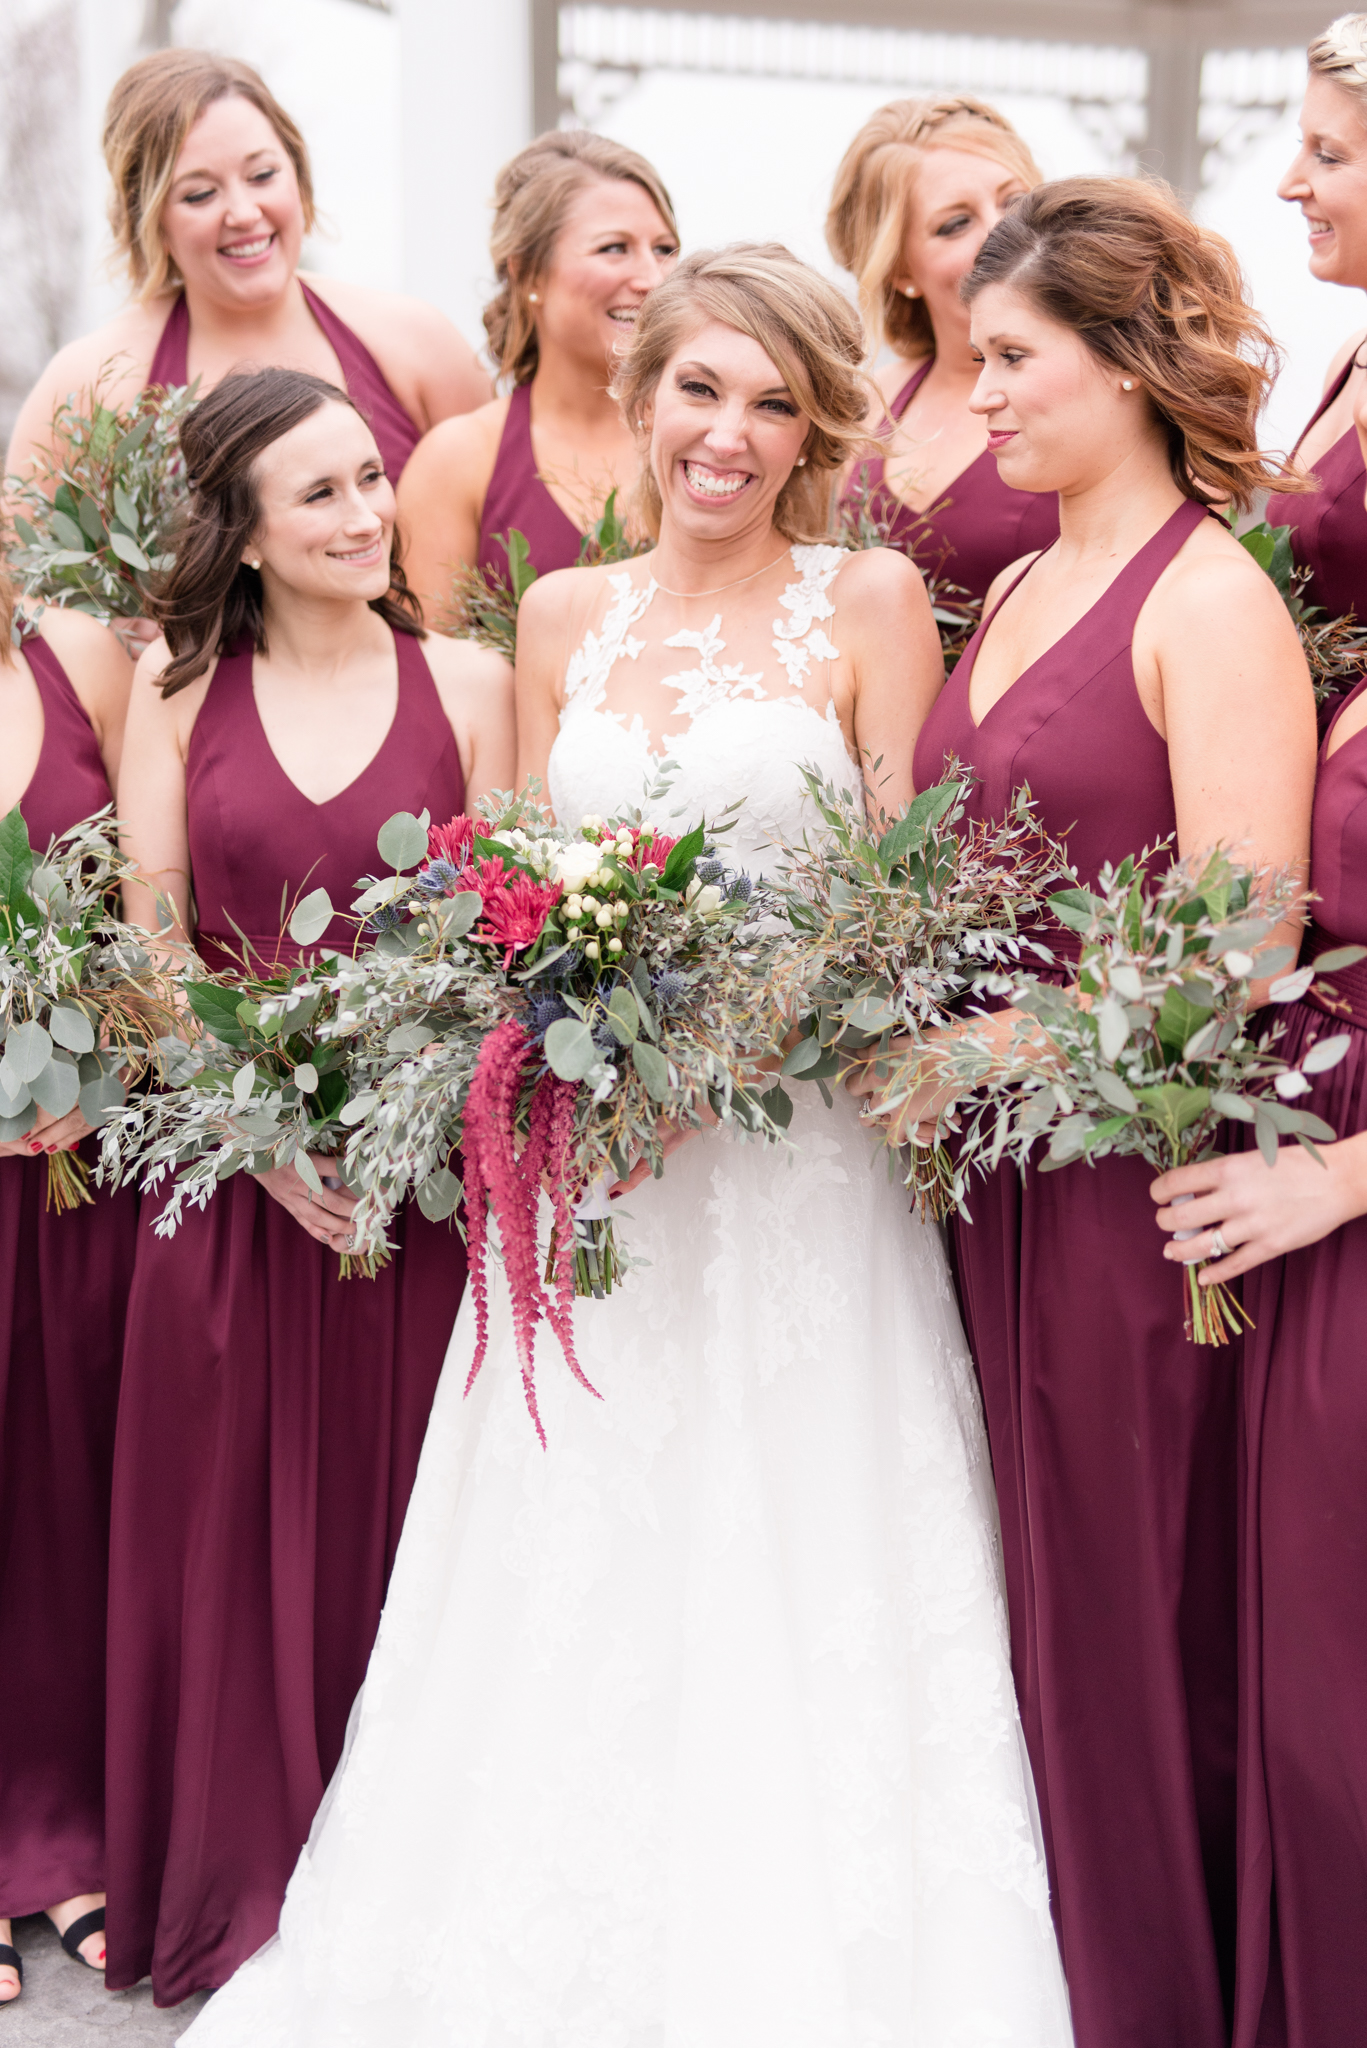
[903,284,920,298]
[1122,380,1135,391]
[247,557,261,570]
[795,456,807,467]
[528,291,539,304]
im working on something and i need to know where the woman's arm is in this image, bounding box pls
[117,642,203,943]
[5,315,158,478]
[37,609,134,791]
[837,546,944,821]
[513,567,585,806]
[422,635,516,808]
[395,404,504,622]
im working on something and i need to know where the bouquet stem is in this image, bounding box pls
[46,1149,93,1214]
[338,1248,389,1281]
[908,1140,956,1222]
[546,1216,620,1300]
[1184,1262,1253,1346]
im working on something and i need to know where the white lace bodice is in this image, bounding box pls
[549,543,859,873]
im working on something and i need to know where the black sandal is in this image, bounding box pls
[0,1944,21,1999]
[57,1909,104,1968]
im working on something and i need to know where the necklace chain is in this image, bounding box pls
[647,549,790,600]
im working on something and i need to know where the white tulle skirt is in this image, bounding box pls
[181,1090,1072,2047]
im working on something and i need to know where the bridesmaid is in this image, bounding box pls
[107,367,513,2004]
[826,95,1058,606]
[7,49,489,487]
[398,130,678,617]
[1264,17,1367,633]
[852,178,1315,2047]
[1152,673,1367,2048]
[0,596,135,2003]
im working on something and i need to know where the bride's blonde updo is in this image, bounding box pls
[1308,13,1367,113]
[612,243,869,545]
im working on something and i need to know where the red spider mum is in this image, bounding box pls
[478,870,564,967]
[427,816,476,871]
[620,828,680,873]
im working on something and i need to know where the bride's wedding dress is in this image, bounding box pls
[183,548,1072,2046]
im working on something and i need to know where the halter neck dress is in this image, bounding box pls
[104,627,468,2005]
[147,280,422,481]
[1233,677,1367,2047]
[843,360,1059,607]
[1265,355,1367,627]
[913,497,1238,2048]
[0,637,138,1922]
[475,381,586,584]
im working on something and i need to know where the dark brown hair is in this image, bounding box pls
[484,130,678,386]
[150,368,422,697]
[104,50,315,300]
[962,177,1294,511]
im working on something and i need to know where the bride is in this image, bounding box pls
[184,244,1072,2047]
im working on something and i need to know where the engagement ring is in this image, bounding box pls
[1208,1230,1232,1260]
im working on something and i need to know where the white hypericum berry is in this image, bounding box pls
[595,908,613,929]
[607,937,623,953]
[585,940,601,960]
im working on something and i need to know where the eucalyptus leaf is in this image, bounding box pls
[351,874,410,915]
[77,492,106,543]
[232,1060,257,1108]
[0,1072,32,1118]
[292,1063,319,1093]
[29,1054,79,1117]
[108,529,151,572]
[287,887,334,946]
[1302,1033,1352,1075]
[545,1017,598,1083]
[416,1167,462,1222]
[386,1022,431,1056]
[606,984,639,1045]
[376,811,431,872]
[0,1106,37,1141]
[4,1020,52,1083]
[48,1002,96,1054]
[0,807,35,905]
[631,1038,671,1101]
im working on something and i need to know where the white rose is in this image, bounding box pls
[552,840,606,890]
[691,884,724,919]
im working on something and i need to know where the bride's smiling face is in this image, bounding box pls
[645,319,811,539]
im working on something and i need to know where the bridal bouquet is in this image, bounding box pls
[279,795,799,1439]
[774,767,1064,1216]
[928,845,1359,1343]
[5,375,193,633]
[0,803,180,1210]
[442,491,648,658]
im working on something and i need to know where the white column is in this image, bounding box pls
[74,0,145,332]
[399,0,533,359]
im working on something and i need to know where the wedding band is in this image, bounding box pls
[1208,1230,1232,1260]
[347,1233,356,1251]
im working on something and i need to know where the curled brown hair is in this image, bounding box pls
[612,243,869,545]
[104,50,315,300]
[149,368,422,698]
[962,177,1291,511]
[826,95,1041,360]
[484,130,678,386]
[0,562,15,663]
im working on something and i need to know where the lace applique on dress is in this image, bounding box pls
[562,570,652,719]
[771,543,845,691]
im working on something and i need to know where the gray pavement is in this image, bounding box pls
[1,1917,209,2044]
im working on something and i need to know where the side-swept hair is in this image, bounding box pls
[149,368,422,698]
[104,50,315,301]
[484,130,679,386]
[611,243,870,544]
[962,176,1293,511]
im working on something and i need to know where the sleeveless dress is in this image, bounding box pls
[844,361,1059,607]
[913,499,1238,2048]
[1265,355,1367,625]
[103,629,468,2005]
[475,381,586,583]
[182,545,1074,2048]
[147,282,422,481]
[1233,676,1367,2048]
[0,638,138,1920]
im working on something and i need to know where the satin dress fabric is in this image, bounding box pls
[0,637,139,1918]
[912,498,1240,2048]
[103,628,467,2004]
[843,359,1059,608]
[475,381,585,584]
[1234,676,1367,2048]
[147,283,422,481]
[1266,357,1367,628]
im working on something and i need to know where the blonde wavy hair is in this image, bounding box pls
[963,176,1293,511]
[1308,13,1367,110]
[826,95,1041,360]
[104,50,315,301]
[484,131,678,386]
[612,244,870,545]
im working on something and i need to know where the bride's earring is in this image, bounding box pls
[795,456,807,467]
[903,284,920,298]
[528,291,539,304]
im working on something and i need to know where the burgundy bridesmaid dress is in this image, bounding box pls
[845,359,1059,607]
[1233,676,1367,2048]
[913,498,1238,2048]
[147,282,422,480]
[475,380,586,583]
[0,639,139,1920]
[104,627,468,2004]
[1265,355,1367,623]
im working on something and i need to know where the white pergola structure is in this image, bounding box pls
[400,0,1334,352]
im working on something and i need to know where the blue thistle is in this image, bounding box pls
[526,992,570,1042]
[651,969,686,1009]
[695,858,726,885]
[414,858,461,897]
[366,902,405,934]
[725,873,753,902]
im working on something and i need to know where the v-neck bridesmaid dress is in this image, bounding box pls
[104,629,468,2005]
[913,499,1238,2048]
[475,381,586,585]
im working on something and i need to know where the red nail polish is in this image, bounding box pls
[28,1141,42,1154]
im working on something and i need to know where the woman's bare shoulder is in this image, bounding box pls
[399,396,510,491]
[7,303,170,470]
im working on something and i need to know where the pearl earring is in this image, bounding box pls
[795,456,807,467]
[1122,380,1135,391]
[903,284,920,298]
[528,291,539,304]
[247,557,261,570]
